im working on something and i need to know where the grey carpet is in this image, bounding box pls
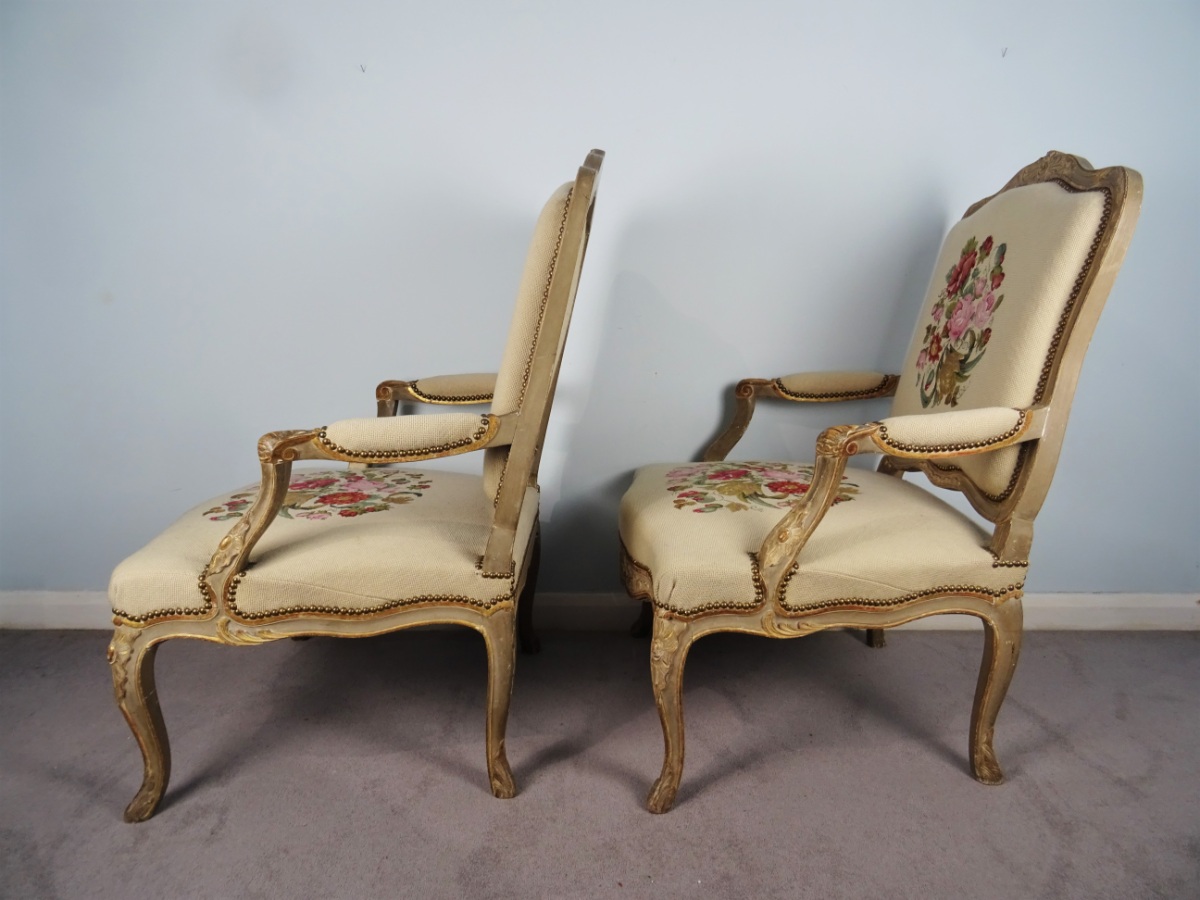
[1,626,1197,899]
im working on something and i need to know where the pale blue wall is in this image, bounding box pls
[2,0,1197,593]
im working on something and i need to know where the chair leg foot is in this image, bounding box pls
[489,758,517,800]
[969,598,1023,785]
[865,628,887,648]
[108,629,171,822]
[646,613,691,813]
[647,771,679,815]
[483,608,518,799]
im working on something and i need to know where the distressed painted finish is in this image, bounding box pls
[109,150,604,821]
[628,152,1142,812]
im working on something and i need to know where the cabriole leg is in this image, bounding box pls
[970,598,1023,784]
[647,612,691,814]
[482,608,518,799]
[108,627,171,822]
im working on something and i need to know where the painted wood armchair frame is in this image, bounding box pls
[622,152,1141,812]
[108,150,604,822]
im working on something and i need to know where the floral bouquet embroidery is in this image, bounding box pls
[915,234,1007,407]
[665,462,859,513]
[203,469,433,521]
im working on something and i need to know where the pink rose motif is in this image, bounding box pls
[931,303,944,324]
[980,236,994,256]
[947,299,973,341]
[991,270,1005,290]
[318,491,370,506]
[709,469,750,481]
[917,349,929,370]
[946,250,977,296]
[973,292,996,328]
[767,481,809,495]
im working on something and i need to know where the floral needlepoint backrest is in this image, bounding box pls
[483,182,575,497]
[889,155,1128,504]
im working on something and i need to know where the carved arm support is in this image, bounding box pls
[755,406,1045,604]
[200,431,309,613]
[703,371,899,461]
[376,373,497,416]
[200,413,518,612]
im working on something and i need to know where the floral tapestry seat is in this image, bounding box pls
[621,461,1023,618]
[110,468,539,623]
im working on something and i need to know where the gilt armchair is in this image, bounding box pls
[107,149,604,821]
[619,152,1141,812]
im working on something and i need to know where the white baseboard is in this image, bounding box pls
[0,592,116,629]
[1,591,1197,631]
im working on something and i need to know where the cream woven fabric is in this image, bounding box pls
[410,373,496,403]
[484,182,574,496]
[776,371,891,398]
[322,412,491,456]
[620,462,1024,616]
[891,181,1105,496]
[874,407,1025,454]
[109,468,538,621]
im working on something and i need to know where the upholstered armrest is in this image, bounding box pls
[376,373,497,415]
[703,371,898,461]
[772,371,899,402]
[252,411,515,467]
[857,407,1041,459]
[753,408,1045,604]
[319,411,505,461]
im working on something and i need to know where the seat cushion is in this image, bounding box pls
[110,467,539,622]
[619,461,1025,617]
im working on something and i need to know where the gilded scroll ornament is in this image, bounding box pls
[205,518,253,582]
[649,616,685,692]
[215,617,287,644]
[258,429,321,463]
[108,629,136,704]
[759,610,822,638]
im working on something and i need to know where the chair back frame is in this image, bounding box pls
[482,150,603,574]
[881,152,1142,559]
